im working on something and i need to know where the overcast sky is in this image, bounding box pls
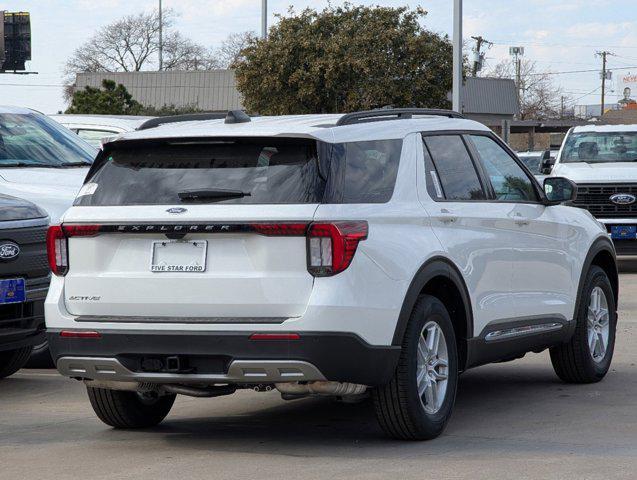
[1,0,636,113]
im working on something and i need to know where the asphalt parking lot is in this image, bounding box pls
[1,262,636,480]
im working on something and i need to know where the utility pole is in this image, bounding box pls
[261,0,268,39]
[597,50,613,116]
[470,35,492,77]
[452,0,463,113]
[509,46,525,117]
[158,0,163,71]
[560,96,565,118]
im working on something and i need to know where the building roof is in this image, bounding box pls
[111,113,490,145]
[462,77,519,116]
[600,108,637,125]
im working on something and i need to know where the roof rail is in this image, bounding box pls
[336,108,465,126]
[137,112,228,131]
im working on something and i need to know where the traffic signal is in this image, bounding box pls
[0,11,31,72]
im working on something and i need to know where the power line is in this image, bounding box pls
[0,82,64,87]
[490,40,637,49]
[528,65,637,76]
[563,86,602,106]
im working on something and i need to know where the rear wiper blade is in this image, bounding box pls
[178,189,252,201]
[59,161,91,167]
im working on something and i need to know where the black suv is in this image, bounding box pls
[0,194,49,379]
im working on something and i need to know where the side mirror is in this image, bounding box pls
[541,151,555,174]
[544,177,576,205]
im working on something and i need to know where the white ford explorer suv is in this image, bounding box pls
[549,124,637,255]
[45,109,618,440]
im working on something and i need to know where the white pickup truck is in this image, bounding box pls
[549,124,637,255]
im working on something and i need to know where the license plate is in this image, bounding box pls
[150,240,208,273]
[610,225,637,240]
[0,278,26,304]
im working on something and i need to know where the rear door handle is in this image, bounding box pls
[513,212,529,226]
[439,208,458,224]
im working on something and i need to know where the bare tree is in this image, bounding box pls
[162,31,220,70]
[217,31,257,68]
[65,9,215,77]
[488,59,564,119]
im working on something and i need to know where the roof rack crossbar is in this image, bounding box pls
[336,108,465,126]
[137,112,229,131]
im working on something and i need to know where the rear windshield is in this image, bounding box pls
[76,137,403,206]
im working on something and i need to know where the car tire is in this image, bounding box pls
[0,346,34,379]
[25,341,54,369]
[87,387,176,429]
[373,294,458,440]
[550,265,616,383]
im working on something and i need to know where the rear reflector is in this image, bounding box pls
[307,221,368,277]
[250,223,308,236]
[59,330,102,339]
[250,333,301,341]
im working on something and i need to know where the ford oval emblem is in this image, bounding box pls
[0,242,20,261]
[610,193,636,205]
[166,207,188,214]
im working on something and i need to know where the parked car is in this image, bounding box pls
[0,106,97,223]
[0,194,49,379]
[517,150,553,183]
[549,124,637,255]
[46,109,617,440]
[49,115,154,148]
[50,113,228,148]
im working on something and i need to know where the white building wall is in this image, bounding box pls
[75,70,243,111]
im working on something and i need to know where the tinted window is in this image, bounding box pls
[0,112,96,167]
[424,135,486,200]
[77,138,325,206]
[323,139,402,203]
[471,135,537,202]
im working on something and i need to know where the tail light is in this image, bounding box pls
[307,221,368,277]
[46,225,101,276]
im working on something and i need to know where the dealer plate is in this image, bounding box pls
[150,240,208,273]
[610,225,637,240]
[0,278,26,304]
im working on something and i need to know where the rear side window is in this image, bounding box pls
[423,135,486,201]
[323,139,402,203]
[77,138,325,206]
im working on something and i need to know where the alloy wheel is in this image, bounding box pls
[587,286,610,363]
[416,321,449,414]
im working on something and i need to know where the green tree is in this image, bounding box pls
[66,80,143,115]
[234,5,453,114]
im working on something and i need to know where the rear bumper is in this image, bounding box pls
[47,330,401,386]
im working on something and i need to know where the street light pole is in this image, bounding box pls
[158,0,163,71]
[261,0,268,39]
[452,0,463,113]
